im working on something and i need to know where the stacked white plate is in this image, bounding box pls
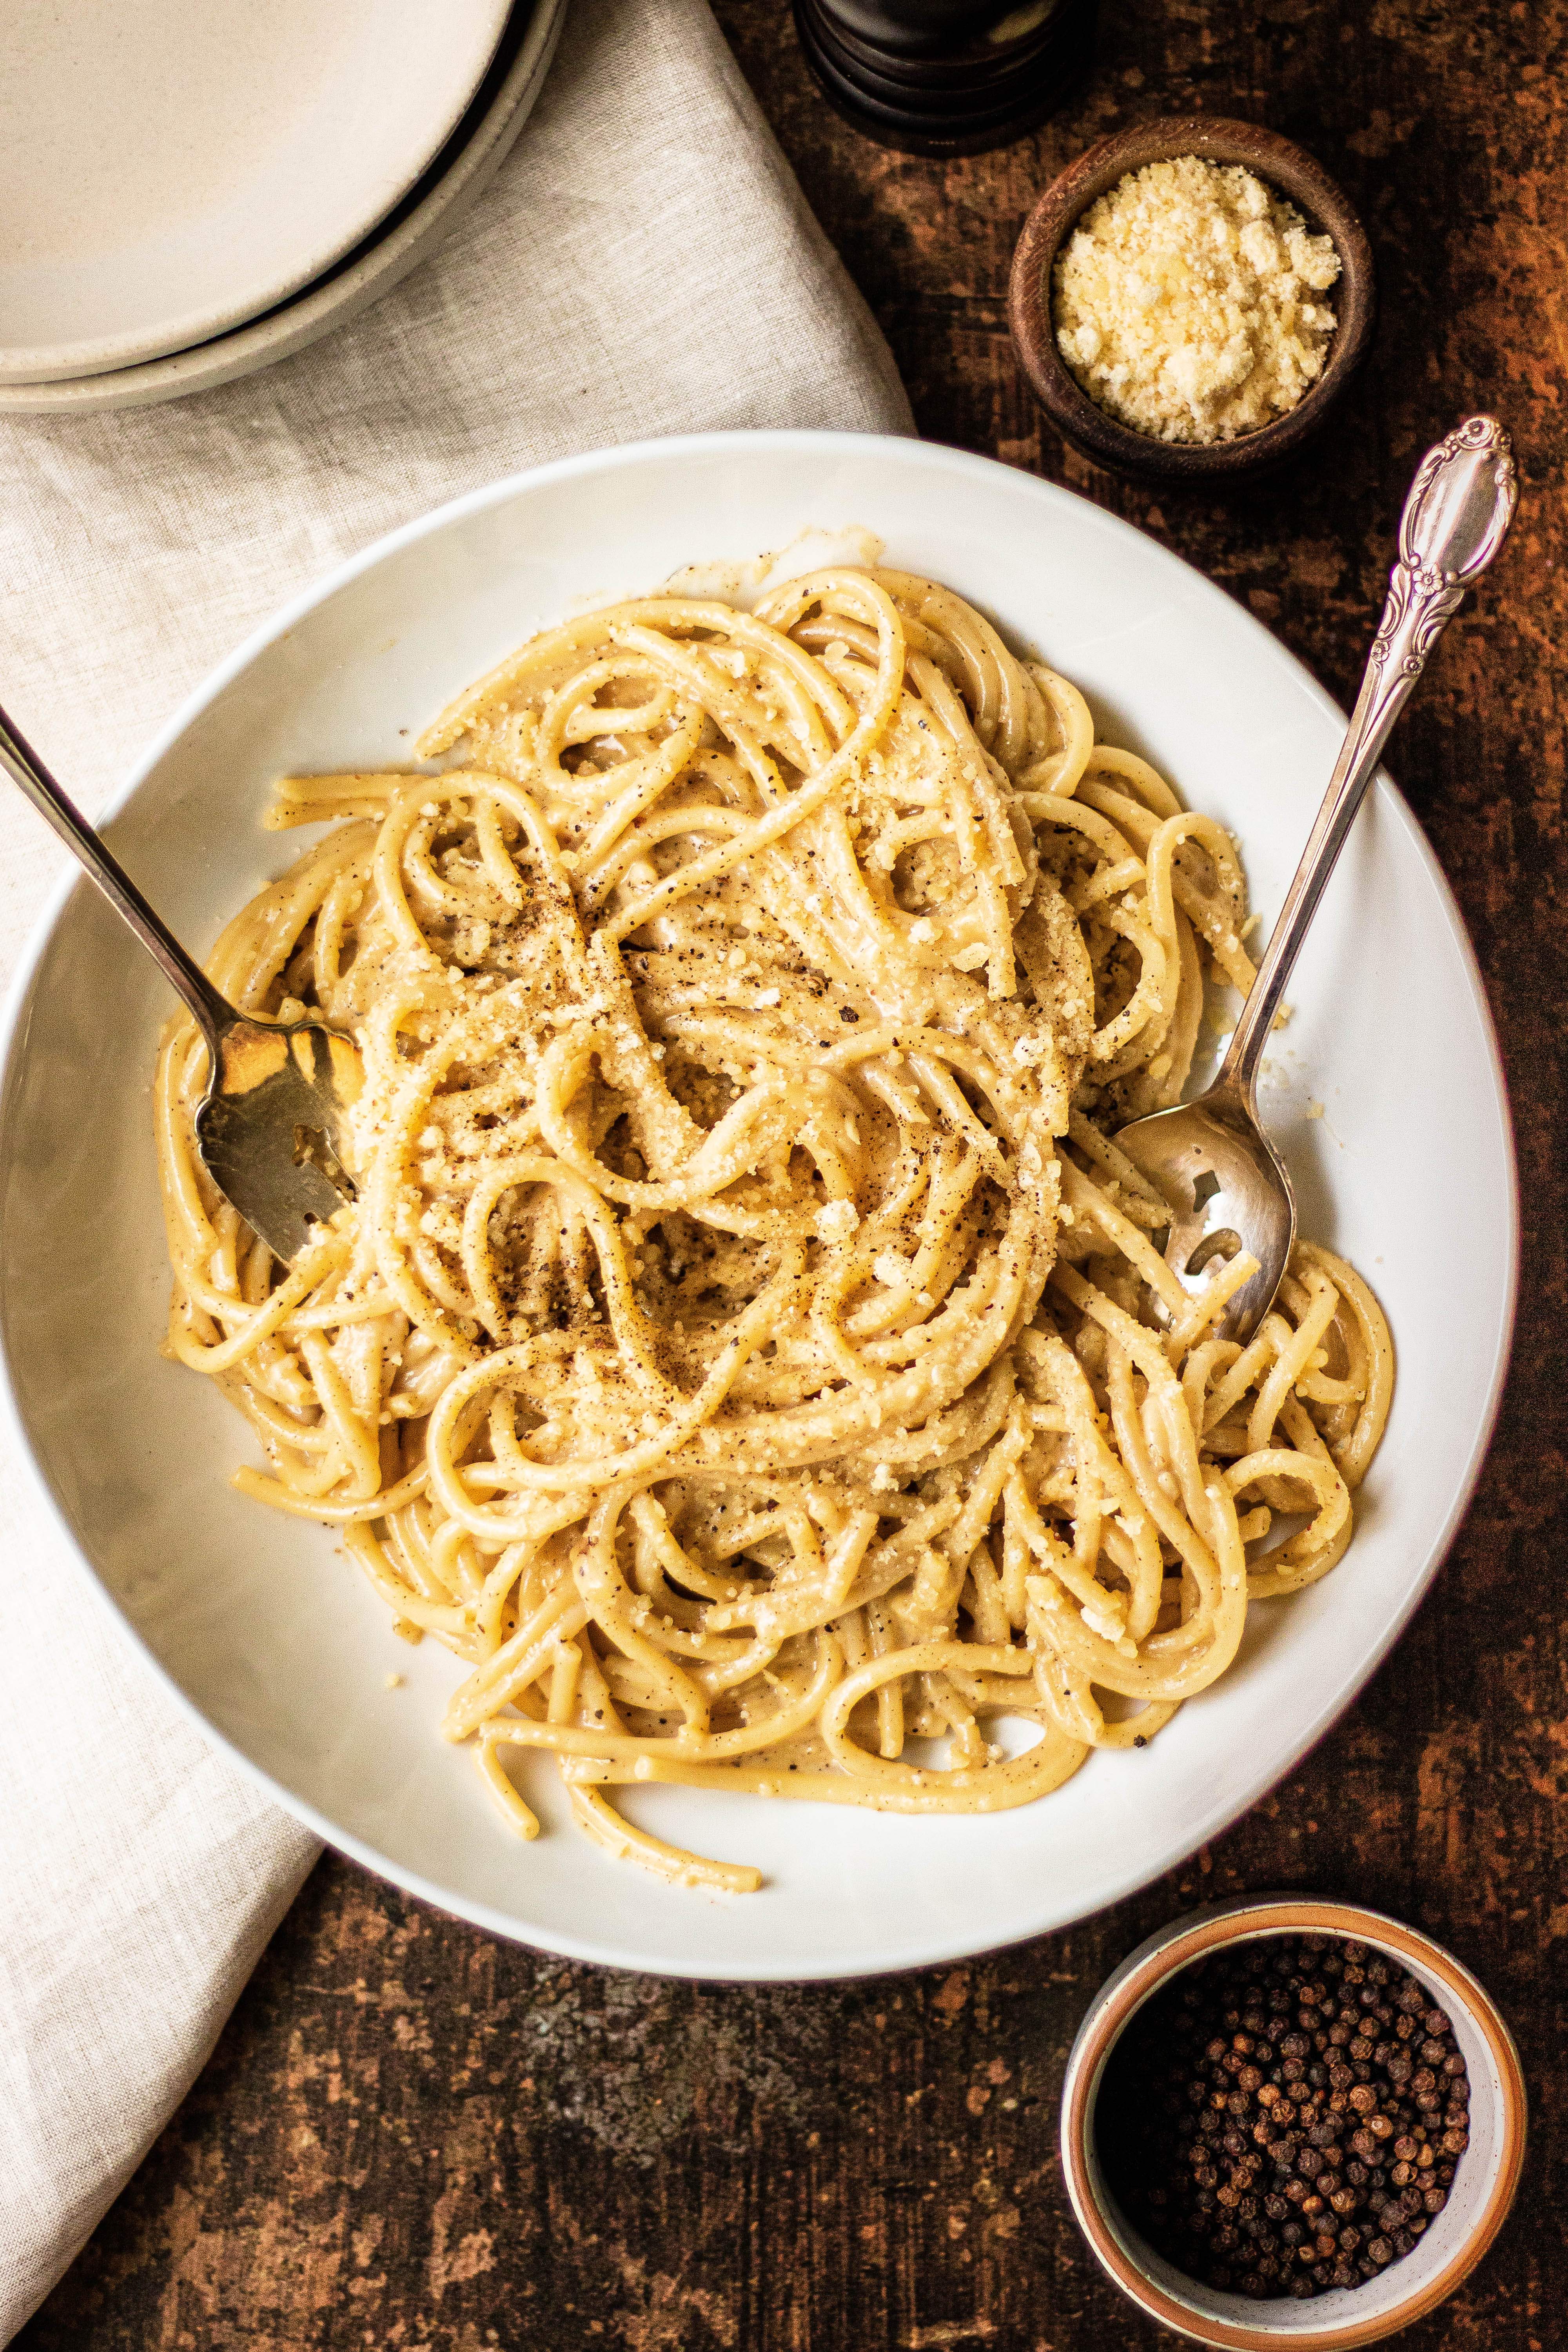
[0,0,568,414]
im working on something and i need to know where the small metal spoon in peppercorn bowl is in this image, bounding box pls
[1059,1894,1525,2350]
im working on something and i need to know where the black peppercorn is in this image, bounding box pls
[1096,1934,1470,2303]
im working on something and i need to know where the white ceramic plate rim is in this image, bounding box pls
[0,432,1519,1980]
[0,0,514,381]
[0,0,566,416]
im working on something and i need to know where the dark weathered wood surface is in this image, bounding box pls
[21,5,1565,2345]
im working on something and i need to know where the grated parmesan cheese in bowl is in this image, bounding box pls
[1052,155,1340,445]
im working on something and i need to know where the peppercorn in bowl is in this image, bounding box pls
[1060,1896,1524,2349]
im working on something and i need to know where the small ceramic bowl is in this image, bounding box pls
[1008,117,1376,486]
[1060,1895,1526,2349]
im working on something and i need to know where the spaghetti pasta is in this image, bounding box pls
[155,565,1394,1893]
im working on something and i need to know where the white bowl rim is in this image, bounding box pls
[0,429,1522,1978]
[1058,1892,1529,2348]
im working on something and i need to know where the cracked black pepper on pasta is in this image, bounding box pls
[1097,1934,1469,2299]
[155,565,1394,1894]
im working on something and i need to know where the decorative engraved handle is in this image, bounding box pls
[1217,416,1517,1109]
[1366,412,1517,707]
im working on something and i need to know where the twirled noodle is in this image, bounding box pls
[156,566,1394,1895]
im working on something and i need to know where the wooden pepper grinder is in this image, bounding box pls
[793,0,1096,157]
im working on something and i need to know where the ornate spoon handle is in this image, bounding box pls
[1218,414,1517,1109]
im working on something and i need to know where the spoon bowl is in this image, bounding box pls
[1114,1090,1295,1345]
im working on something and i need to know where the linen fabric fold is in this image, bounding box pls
[0,0,911,2334]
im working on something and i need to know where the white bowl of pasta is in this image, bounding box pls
[0,432,1516,1980]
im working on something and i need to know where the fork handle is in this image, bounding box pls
[0,701,233,1054]
[1218,416,1517,1109]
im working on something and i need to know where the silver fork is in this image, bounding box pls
[0,708,361,1264]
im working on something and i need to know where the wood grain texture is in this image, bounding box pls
[20,4,1566,2346]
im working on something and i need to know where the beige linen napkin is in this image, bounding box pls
[0,0,911,2333]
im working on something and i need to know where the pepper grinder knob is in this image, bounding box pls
[794,0,1096,157]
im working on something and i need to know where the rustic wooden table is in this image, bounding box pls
[22,5,1564,2347]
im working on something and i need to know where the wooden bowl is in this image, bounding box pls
[1008,117,1376,487]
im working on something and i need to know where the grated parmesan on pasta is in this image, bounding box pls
[153,565,1394,1896]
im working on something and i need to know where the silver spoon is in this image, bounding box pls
[1114,414,1517,1343]
[0,709,361,1264]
